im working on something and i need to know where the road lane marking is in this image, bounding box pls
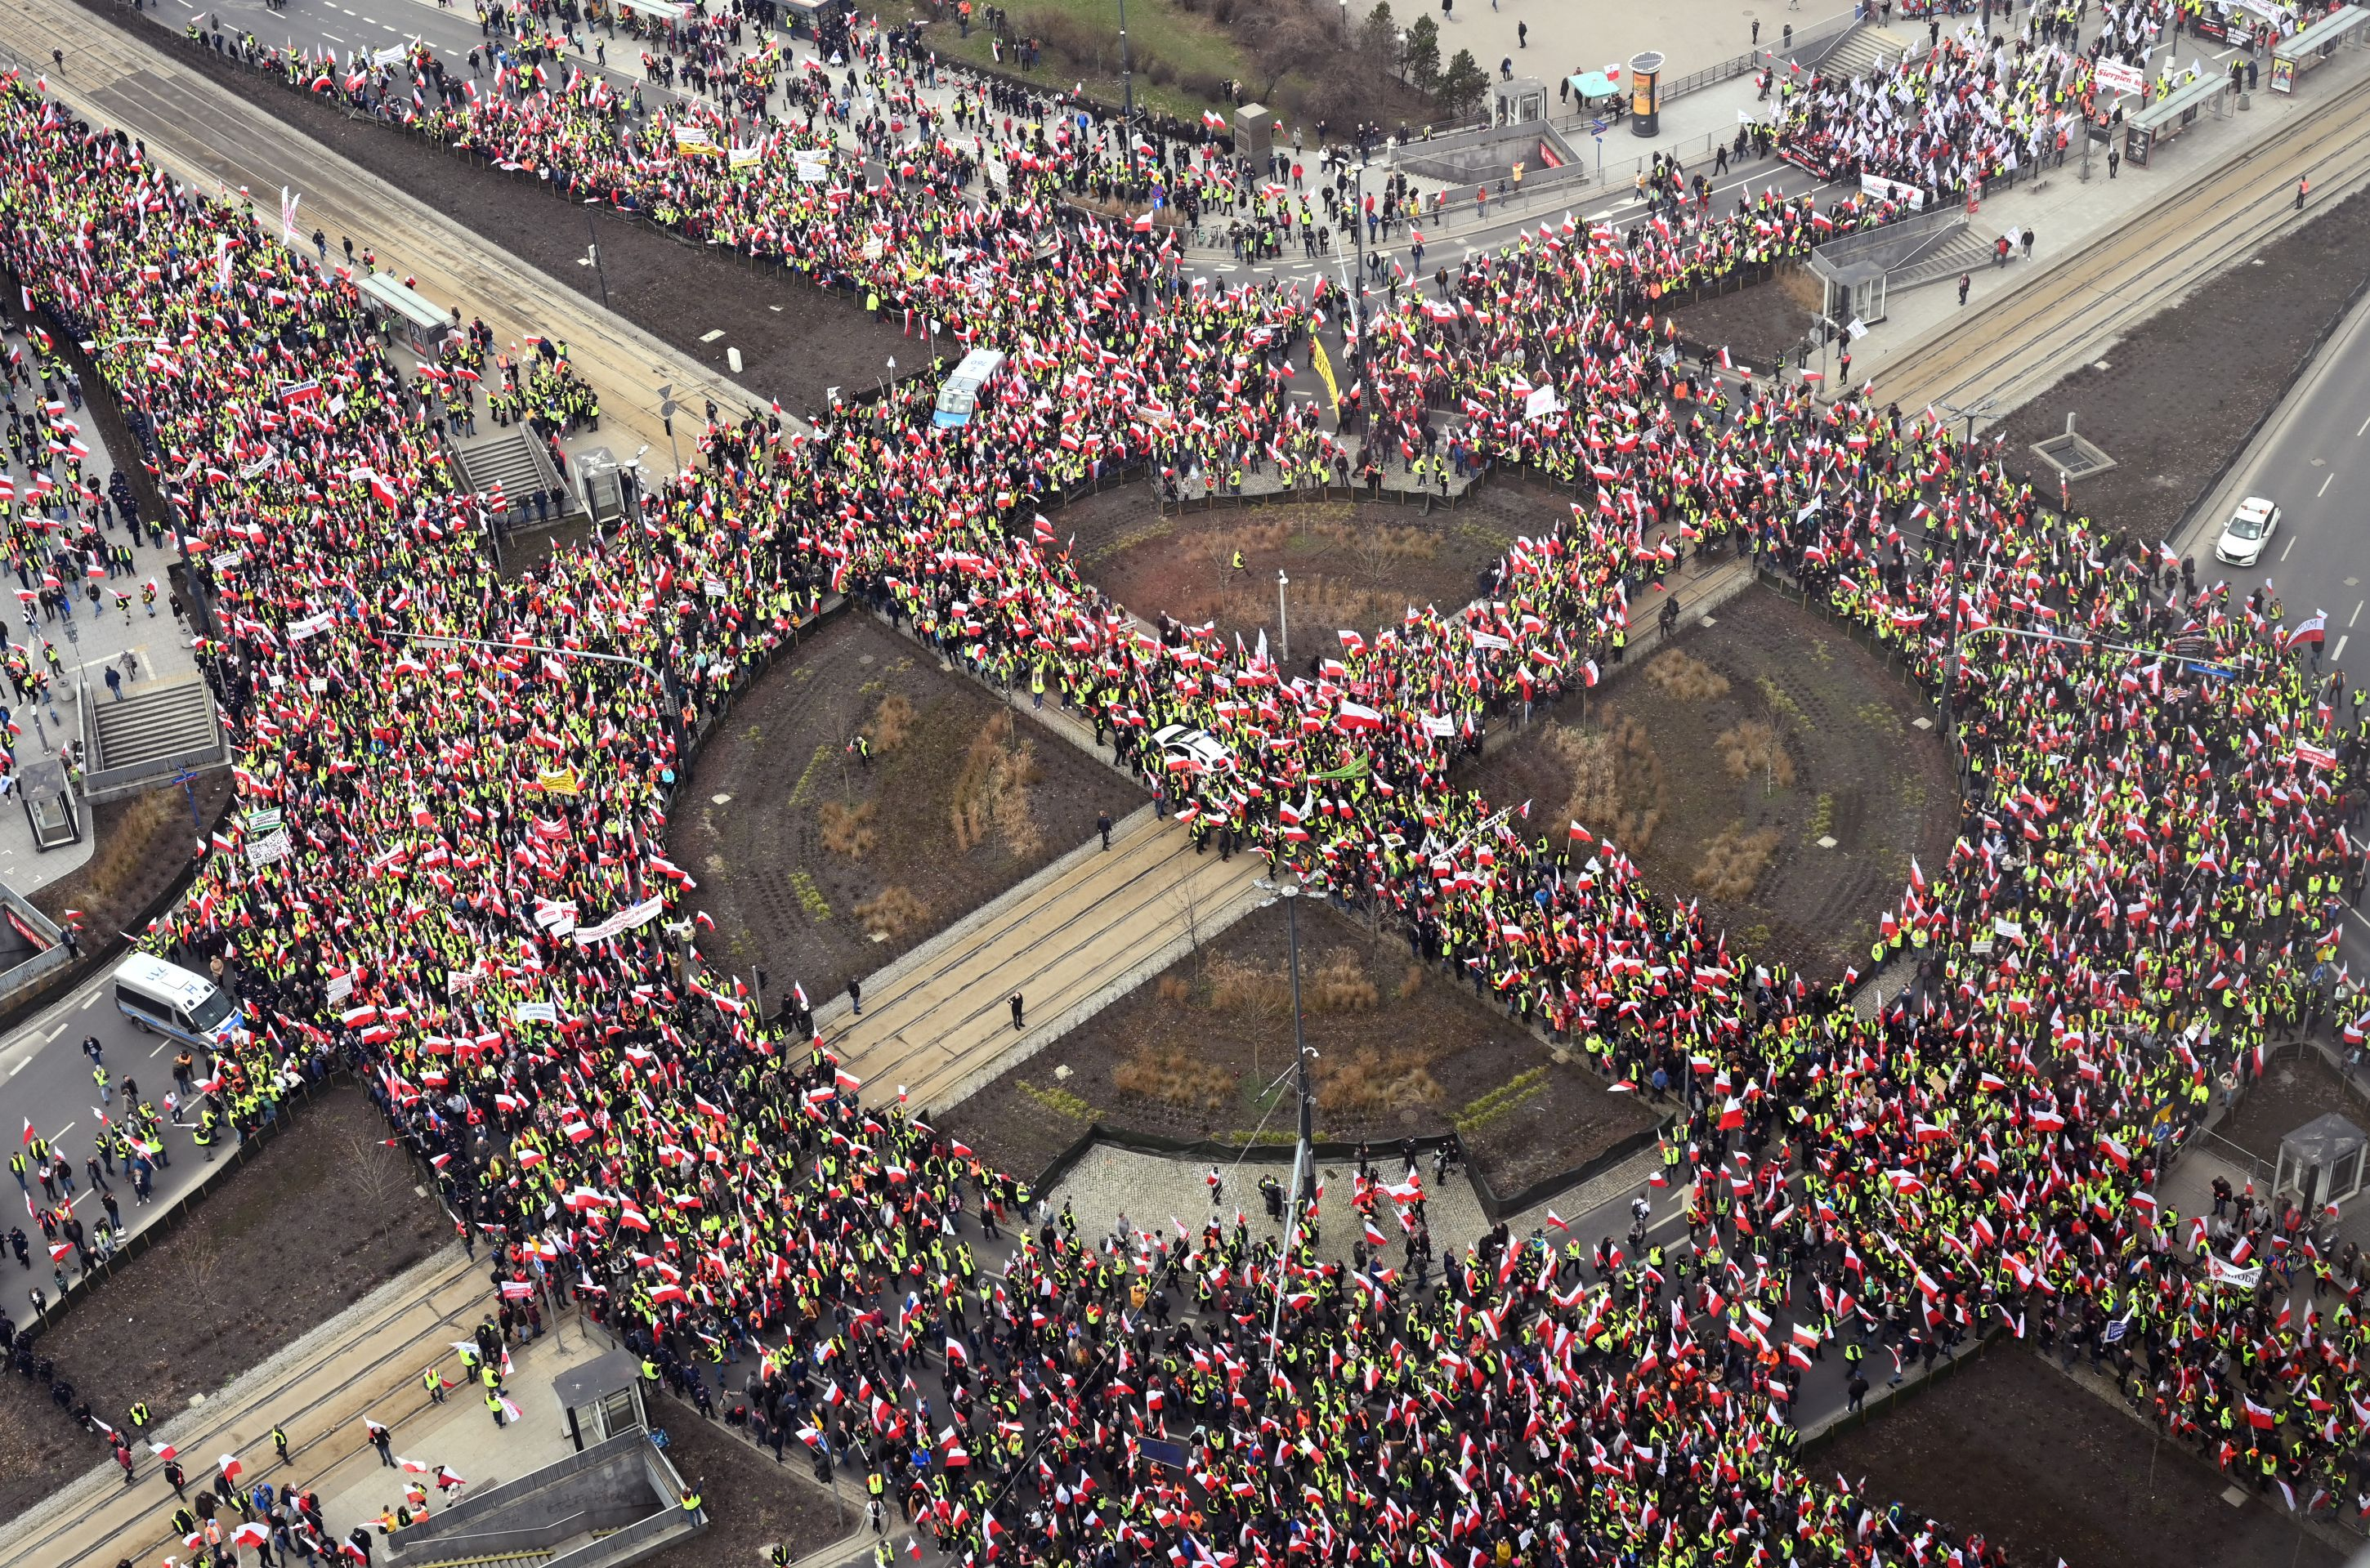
[82,992,99,1009]
[2332,633,2350,663]
[2358,412,2370,439]
[323,30,345,41]
[2322,472,2336,497]
[43,1021,67,1042]
[2281,537,2294,561]
[2350,600,2363,628]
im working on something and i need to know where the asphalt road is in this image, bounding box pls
[2175,281,2370,979]
[0,961,221,1293]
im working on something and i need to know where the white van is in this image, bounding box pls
[932,348,1006,429]
[113,954,246,1049]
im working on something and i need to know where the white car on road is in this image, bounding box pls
[2214,497,2281,568]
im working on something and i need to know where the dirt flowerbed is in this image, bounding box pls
[1820,1347,2341,1568]
[944,895,1658,1193]
[1997,184,2370,543]
[1666,266,1821,377]
[79,3,907,413]
[1466,585,1957,983]
[669,614,1144,1006]
[1059,476,1621,656]
[1057,485,1509,654]
[641,1400,852,1568]
[29,777,233,940]
[0,1083,446,1523]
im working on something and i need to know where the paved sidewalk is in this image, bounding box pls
[0,1243,485,1568]
[313,1318,612,1536]
[0,323,203,895]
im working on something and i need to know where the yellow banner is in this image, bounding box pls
[1310,338,1342,409]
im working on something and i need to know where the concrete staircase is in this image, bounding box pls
[387,1430,698,1568]
[79,672,226,802]
[1810,25,1912,81]
[1890,225,1998,291]
[449,425,566,518]
[820,804,1267,1115]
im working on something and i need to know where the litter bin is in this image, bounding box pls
[1630,51,1663,136]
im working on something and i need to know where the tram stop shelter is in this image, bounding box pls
[2120,74,2232,167]
[355,273,457,358]
[2270,5,2369,92]
[2274,1112,2370,1218]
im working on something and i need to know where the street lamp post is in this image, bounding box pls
[1934,397,1993,744]
[1116,0,1136,164]
[1263,881,1317,1369]
[582,200,611,310]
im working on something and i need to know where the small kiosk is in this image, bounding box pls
[16,755,79,851]
[552,1348,651,1454]
[2275,1113,2370,1217]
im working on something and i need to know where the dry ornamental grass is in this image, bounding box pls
[1114,1043,1238,1109]
[951,711,1045,858]
[1307,946,1379,1012]
[1717,719,1797,788]
[1693,823,1783,900]
[818,798,879,859]
[854,885,931,939]
[1643,649,1732,703]
[1543,717,1666,852]
[1314,1044,1442,1115]
[1205,954,1294,1016]
[867,692,916,752]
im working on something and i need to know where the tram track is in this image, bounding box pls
[1881,94,2370,420]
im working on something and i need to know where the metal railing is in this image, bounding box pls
[0,889,73,1004]
[1662,8,1867,102]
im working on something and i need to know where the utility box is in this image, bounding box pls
[1233,102,1273,164]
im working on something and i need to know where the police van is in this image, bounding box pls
[113,953,246,1049]
[932,348,1006,429]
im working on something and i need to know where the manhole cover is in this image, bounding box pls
[2029,431,2117,480]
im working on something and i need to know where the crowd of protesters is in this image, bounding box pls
[0,5,2363,1557]
[1771,0,2357,200]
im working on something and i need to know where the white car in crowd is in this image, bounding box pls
[1152,724,1234,775]
[2213,497,2281,568]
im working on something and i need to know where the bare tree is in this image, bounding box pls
[178,1213,225,1300]
[346,1129,414,1208]
[1174,876,1210,958]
